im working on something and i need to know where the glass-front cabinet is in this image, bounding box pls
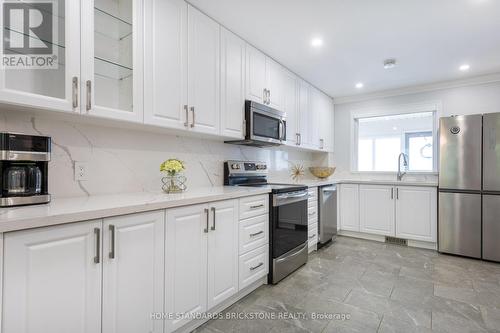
[0,0,80,112]
[0,0,143,121]
[82,0,143,122]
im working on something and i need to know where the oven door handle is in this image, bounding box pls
[273,191,309,206]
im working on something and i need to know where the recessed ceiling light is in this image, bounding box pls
[459,64,470,71]
[383,58,397,69]
[311,37,323,48]
[355,82,364,89]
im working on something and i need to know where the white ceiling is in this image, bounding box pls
[188,0,500,98]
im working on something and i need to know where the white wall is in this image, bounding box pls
[333,81,500,180]
[0,108,318,198]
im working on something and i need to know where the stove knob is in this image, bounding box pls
[231,163,240,170]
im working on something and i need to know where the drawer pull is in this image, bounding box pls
[309,234,316,239]
[308,212,316,216]
[250,204,264,210]
[250,262,264,271]
[250,230,264,237]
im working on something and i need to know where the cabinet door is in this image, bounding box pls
[359,185,395,236]
[246,45,266,104]
[2,221,102,333]
[102,211,165,333]
[283,70,298,144]
[220,27,245,139]
[297,79,310,147]
[207,200,239,309]
[165,204,208,333]
[82,0,144,122]
[187,5,220,135]
[266,58,284,111]
[308,86,322,149]
[0,0,80,113]
[339,184,360,232]
[144,0,188,129]
[319,94,334,152]
[396,186,437,242]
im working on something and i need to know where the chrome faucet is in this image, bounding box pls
[397,153,408,181]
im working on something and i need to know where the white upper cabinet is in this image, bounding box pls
[359,185,395,236]
[396,186,437,242]
[207,200,239,309]
[2,220,102,333]
[144,0,188,129]
[266,58,285,111]
[220,27,246,139]
[187,5,220,135]
[297,79,310,147]
[308,86,322,149]
[0,0,81,113]
[102,211,165,333]
[283,70,298,144]
[318,93,334,152]
[81,0,144,122]
[246,45,267,104]
[165,204,208,333]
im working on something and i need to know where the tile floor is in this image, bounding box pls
[196,236,500,333]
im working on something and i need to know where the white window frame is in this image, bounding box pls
[350,101,441,174]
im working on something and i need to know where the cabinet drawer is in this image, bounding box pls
[239,245,268,290]
[239,195,269,220]
[308,187,318,199]
[308,221,318,232]
[239,215,269,254]
[308,226,318,247]
[307,206,317,221]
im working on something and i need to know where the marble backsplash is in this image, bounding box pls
[1,109,325,198]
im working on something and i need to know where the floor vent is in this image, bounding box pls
[385,236,408,246]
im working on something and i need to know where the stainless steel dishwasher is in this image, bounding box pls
[318,184,337,245]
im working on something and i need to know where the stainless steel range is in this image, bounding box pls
[224,160,308,284]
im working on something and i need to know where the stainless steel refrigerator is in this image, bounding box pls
[439,113,500,262]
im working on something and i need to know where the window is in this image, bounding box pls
[354,111,436,172]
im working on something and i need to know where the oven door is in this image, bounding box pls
[271,190,308,258]
[249,106,286,145]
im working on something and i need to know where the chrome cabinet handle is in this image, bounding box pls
[391,188,394,199]
[320,139,324,149]
[190,106,195,128]
[94,228,101,264]
[250,230,264,237]
[267,90,271,104]
[86,80,92,112]
[309,234,316,239]
[184,105,189,127]
[109,225,116,259]
[296,133,300,145]
[210,207,216,231]
[204,208,209,233]
[298,133,302,146]
[72,76,78,109]
[396,188,399,200]
[308,212,315,216]
[250,204,264,209]
[263,88,267,103]
[250,262,264,271]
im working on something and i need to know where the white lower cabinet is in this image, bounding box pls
[339,184,360,231]
[102,211,165,333]
[359,185,395,236]
[340,183,437,245]
[165,199,240,333]
[2,220,102,333]
[395,186,437,242]
[307,187,318,252]
[207,200,239,309]
[165,204,209,332]
[239,245,268,290]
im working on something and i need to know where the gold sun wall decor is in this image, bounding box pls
[290,163,305,182]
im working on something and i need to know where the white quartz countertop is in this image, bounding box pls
[298,179,439,188]
[0,187,271,233]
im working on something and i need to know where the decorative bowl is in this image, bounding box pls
[309,167,336,179]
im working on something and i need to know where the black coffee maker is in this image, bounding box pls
[0,133,51,207]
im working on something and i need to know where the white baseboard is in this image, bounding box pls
[338,230,437,250]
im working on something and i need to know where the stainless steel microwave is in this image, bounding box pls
[225,100,286,147]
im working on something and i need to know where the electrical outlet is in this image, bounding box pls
[74,162,88,181]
